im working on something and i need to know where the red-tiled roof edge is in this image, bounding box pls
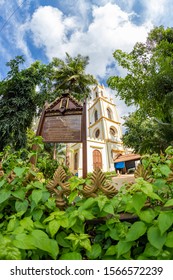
[114,154,141,163]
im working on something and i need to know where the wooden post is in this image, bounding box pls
[82,99,87,178]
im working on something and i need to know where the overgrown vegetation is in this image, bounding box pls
[0,138,173,260]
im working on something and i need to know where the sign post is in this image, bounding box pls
[35,93,87,178]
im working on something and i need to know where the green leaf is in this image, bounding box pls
[20,217,34,231]
[0,190,11,204]
[164,199,173,207]
[105,245,117,256]
[80,239,91,251]
[159,164,171,177]
[139,208,157,223]
[7,218,19,232]
[147,226,166,250]
[97,196,108,211]
[56,231,71,248]
[12,189,25,200]
[32,209,43,221]
[31,189,42,204]
[126,221,147,241]
[31,230,59,259]
[103,203,114,215]
[86,244,102,259]
[68,191,78,203]
[158,212,173,235]
[15,200,28,213]
[117,241,133,257]
[131,192,147,214]
[14,167,26,177]
[143,243,161,257]
[49,220,61,238]
[165,231,173,247]
[0,179,6,188]
[59,252,82,260]
[79,197,95,210]
[13,234,36,250]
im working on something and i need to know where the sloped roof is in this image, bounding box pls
[114,153,141,163]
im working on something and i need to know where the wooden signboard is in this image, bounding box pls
[37,93,83,143]
[36,92,87,178]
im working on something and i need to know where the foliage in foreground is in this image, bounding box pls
[0,145,173,260]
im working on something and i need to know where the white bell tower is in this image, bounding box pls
[70,84,124,176]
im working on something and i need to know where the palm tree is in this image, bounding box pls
[51,53,97,168]
[51,53,97,101]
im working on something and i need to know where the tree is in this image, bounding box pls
[107,26,173,153]
[50,53,97,167]
[51,53,97,100]
[0,56,50,151]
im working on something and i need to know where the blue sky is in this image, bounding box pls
[0,0,173,118]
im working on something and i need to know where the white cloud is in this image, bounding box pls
[29,3,152,79]
[142,0,173,26]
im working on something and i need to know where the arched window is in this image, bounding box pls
[74,152,78,170]
[107,107,113,120]
[94,110,98,122]
[95,92,98,98]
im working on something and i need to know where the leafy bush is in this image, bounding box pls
[0,145,173,260]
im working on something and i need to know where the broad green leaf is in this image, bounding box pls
[68,191,78,203]
[12,189,25,200]
[0,190,11,204]
[20,217,34,231]
[164,199,173,207]
[31,230,59,259]
[117,241,133,257]
[159,164,171,177]
[59,252,82,260]
[14,167,26,177]
[32,181,44,189]
[49,220,60,238]
[131,192,147,214]
[109,228,119,241]
[56,231,71,248]
[32,209,43,221]
[126,221,147,241]
[79,210,95,220]
[139,208,157,223]
[158,212,173,235]
[147,226,166,250]
[79,197,95,210]
[165,231,173,247]
[143,243,161,257]
[7,218,19,232]
[86,244,102,259]
[105,245,117,256]
[15,200,28,213]
[97,196,108,211]
[13,234,36,249]
[80,239,91,251]
[31,189,42,204]
[103,203,114,215]
[0,179,6,188]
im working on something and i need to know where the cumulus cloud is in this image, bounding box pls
[29,3,152,79]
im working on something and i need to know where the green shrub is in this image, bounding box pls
[0,145,173,260]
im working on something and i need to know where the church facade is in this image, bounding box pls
[69,85,125,177]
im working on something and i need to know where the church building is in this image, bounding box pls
[69,85,125,177]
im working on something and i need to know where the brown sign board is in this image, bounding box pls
[37,93,83,143]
